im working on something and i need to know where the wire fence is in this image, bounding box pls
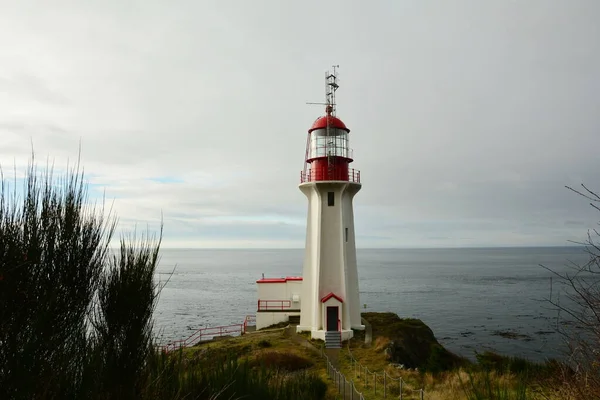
[322,349,367,400]
[345,345,425,400]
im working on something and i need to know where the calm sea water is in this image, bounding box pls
[153,247,589,362]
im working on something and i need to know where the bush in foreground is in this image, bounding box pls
[543,184,600,399]
[0,157,162,399]
[0,155,327,400]
[148,351,327,400]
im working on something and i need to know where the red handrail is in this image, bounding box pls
[161,314,258,353]
[161,323,244,353]
[243,314,256,332]
[257,299,292,311]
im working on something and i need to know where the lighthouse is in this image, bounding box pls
[295,67,364,342]
[253,67,363,343]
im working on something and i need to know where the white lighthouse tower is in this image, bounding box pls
[296,67,364,343]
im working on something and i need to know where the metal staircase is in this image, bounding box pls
[325,331,342,349]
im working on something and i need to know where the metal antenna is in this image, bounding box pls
[324,65,340,179]
[325,65,340,116]
[305,65,341,114]
[304,66,341,180]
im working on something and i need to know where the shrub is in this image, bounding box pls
[0,153,328,400]
[0,155,161,399]
[253,351,314,372]
[543,184,600,399]
[147,352,327,400]
[258,339,273,348]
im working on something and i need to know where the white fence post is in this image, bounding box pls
[400,379,403,400]
[384,371,387,399]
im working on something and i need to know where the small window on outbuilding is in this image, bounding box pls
[327,192,335,206]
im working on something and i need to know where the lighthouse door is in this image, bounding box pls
[326,306,339,331]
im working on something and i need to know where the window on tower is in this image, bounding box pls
[309,129,350,159]
[327,192,335,206]
[345,227,348,242]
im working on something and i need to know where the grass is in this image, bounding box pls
[178,327,334,399]
[176,318,560,400]
[150,349,328,400]
[336,350,561,400]
[190,313,568,399]
[323,313,568,400]
[151,312,583,400]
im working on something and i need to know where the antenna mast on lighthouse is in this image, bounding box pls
[304,65,341,179]
[325,65,340,116]
[306,64,340,112]
[325,65,340,179]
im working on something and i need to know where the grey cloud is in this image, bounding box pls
[1,1,599,247]
[563,220,587,227]
[0,73,69,106]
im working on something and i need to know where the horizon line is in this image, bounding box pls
[113,244,584,250]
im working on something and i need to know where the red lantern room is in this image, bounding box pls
[300,69,360,184]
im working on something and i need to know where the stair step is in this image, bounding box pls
[324,331,342,349]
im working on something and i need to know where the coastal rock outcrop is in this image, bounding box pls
[362,312,465,372]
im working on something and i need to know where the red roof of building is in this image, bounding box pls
[256,276,303,284]
[320,292,344,303]
[308,115,350,133]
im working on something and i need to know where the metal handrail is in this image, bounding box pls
[257,299,292,310]
[300,168,361,183]
[161,323,244,352]
[243,315,256,332]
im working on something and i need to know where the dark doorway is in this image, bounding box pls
[326,306,339,331]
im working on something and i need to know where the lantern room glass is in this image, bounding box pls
[308,128,351,159]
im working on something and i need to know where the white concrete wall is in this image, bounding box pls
[256,311,300,330]
[297,185,321,332]
[257,280,302,310]
[342,184,365,330]
[297,181,363,337]
[257,282,287,303]
[286,280,303,310]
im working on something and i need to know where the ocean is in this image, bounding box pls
[153,246,589,362]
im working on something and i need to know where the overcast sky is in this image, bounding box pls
[1,0,599,248]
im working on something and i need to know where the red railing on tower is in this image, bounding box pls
[300,168,360,183]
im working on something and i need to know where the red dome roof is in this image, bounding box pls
[308,115,350,133]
